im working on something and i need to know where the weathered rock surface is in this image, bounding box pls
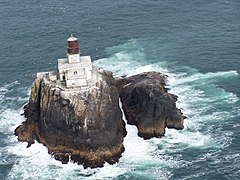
[15,66,126,168]
[116,71,184,139]
[15,67,185,168]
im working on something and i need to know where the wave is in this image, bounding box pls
[0,81,19,102]
[170,70,238,85]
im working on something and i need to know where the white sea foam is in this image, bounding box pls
[0,81,20,101]
[0,82,27,167]
[170,70,238,85]
[94,47,239,152]
[121,107,158,164]
[7,137,129,180]
[0,109,24,133]
[0,81,20,89]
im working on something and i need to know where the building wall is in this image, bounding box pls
[57,55,93,88]
[86,69,92,80]
[59,72,65,81]
[68,54,80,63]
[66,79,87,88]
[67,68,85,79]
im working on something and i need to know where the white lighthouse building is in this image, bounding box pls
[58,35,93,88]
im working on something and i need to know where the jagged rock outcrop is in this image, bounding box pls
[15,66,185,168]
[15,66,126,168]
[116,71,184,139]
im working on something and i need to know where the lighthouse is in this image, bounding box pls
[67,34,80,63]
[57,34,93,88]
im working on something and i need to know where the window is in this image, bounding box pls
[74,71,77,75]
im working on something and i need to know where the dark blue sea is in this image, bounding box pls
[0,0,239,179]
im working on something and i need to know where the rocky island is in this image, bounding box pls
[15,35,185,168]
[116,72,184,139]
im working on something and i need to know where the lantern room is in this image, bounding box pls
[67,34,80,63]
[67,34,80,54]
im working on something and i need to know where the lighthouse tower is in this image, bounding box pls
[57,34,93,88]
[67,34,80,63]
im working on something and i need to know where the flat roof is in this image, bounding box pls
[58,56,92,70]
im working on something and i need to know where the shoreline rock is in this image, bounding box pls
[116,71,184,139]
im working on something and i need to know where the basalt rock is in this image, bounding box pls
[116,71,184,139]
[15,66,126,168]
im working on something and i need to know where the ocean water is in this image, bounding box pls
[0,0,239,179]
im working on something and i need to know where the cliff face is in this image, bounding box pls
[116,72,184,139]
[15,67,126,168]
